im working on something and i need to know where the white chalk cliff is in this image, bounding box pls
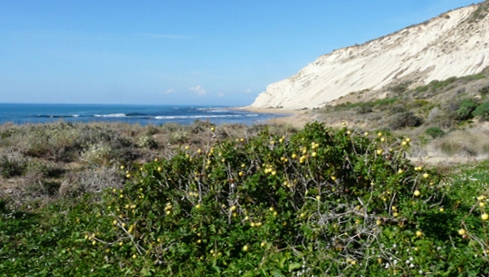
[251,2,489,109]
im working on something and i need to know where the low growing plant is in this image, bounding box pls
[472,101,489,121]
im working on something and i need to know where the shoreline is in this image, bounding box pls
[234,106,316,129]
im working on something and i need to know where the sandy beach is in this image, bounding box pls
[234,106,316,129]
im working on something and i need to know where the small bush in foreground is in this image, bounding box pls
[84,122,485,276]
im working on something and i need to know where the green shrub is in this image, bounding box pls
[3,123,489,276]
[472,101,489,121]
[170,129,189,144]
[86,123,466,275]
[0,151,27,178]
[389,112,423,129]
[136,136,158,149]
[425,127,445,138]
[81,142,113,166]
[455,99,478,120]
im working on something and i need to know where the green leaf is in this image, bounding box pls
[242,270,255,277]
[270,269,285,277]
[288,263,302,271]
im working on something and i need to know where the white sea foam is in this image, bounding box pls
[94,113,126,118]
[155,114,243,120]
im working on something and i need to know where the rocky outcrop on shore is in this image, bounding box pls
[251,1,489,109]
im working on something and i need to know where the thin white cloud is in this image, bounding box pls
[189,85,207,95]
[217,92,225,97]
[244,88,252,93]
[164,89,175,94]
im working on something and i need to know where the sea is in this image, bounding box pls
[0,103,287,126]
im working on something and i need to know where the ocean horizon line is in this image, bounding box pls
[0,103,285,126]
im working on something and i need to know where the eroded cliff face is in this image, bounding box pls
[251,2,489,109]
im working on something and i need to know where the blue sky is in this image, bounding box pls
[0,0,479,106]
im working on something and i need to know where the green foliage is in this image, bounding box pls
[136,136,158,149]
[170,129,190,144]
[425,127,445,138]
[84,123,472,275]
[472,101,489,121]
[414,77,459,94]
[455,99,478,120]
[469,1,489,22]
[3,123,489,275]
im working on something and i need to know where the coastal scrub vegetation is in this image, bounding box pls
[2,121,489,275]
[316,68,489,159]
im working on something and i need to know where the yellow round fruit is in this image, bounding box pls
[416,230,423,237]
[423,173,430,179]
[482,213,489,221]
[242,245,249,251]
[414,190,421,197]
[458,229,466,236]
